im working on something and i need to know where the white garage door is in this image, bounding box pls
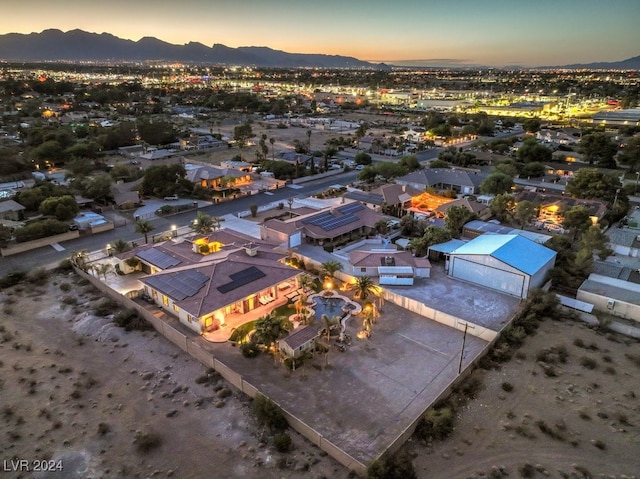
[451,258,525,297]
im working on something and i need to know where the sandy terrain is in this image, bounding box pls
[2,270,639,479]
[0,272,344,479]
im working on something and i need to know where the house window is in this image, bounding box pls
[361,267,367,273]
[187,314,193,323]
[173,304,179,313]
[162,295,168,306]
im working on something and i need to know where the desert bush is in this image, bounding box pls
[0,270,27,288]
[252,394,288,432]
[134,429,163,453]
[55,258,73,272]
[501,382,514,392]
[62,295,77,305]
[274,432,292,453]
[367,450,417,479]
[97,422,111,436]
[59,282,72,292]
[93,299,118,317]
[593,439,606,450]
[28,267,50,286]
[114,309,152,331]
[579,356,597,370]
[518,463,536,478]
[503,325,527,347]
[536,420,565,441]
[536,345,568,364]
[603,366,616,375]
[283,357,304,370]
[414,405,454,441]
[624,353,640,368]
[578,411,591,420]
[457,374,484,399]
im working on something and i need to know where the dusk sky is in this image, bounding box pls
[1,0,639,67]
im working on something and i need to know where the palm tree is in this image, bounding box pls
[320,260,343,280]
[253,313,290,350]
[348,276,380,301]
[111,239,131,254]
[135,218,155,244]
[298,274,315,293]
[269,137,276,161]
[93,263,112,281]
[294,292,308,321]
[306,129,312,153]
[191,211,214,234]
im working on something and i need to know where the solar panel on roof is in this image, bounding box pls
[144,270,208,300]
[338,202,364,214]
[217,266,266,294]
[137,248,181,269]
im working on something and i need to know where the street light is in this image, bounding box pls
[171,225,177,238]
[106,244,112,257]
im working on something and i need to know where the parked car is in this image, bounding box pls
[163,194,179,201]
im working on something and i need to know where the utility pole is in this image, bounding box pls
[458,321,475,374]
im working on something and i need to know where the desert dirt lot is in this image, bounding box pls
[1,270,639,479]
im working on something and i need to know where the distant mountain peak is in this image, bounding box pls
[0,29,384,69]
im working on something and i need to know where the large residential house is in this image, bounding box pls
[261,201,384,248]
[343,184,422,216]
[345,247,431,285]
[186,165,252,191]
[116,229,301,334]
[396,168,487,196]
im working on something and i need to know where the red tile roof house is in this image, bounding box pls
[116,229,302,334]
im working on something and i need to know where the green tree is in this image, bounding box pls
[141,164,186,198]
[562,205,593,239]
[517,138,552,164]
[565,168,622,201]
[320,260,343,280]
[354,152,372,165]
[398,154,421,172]
[253,313,290,349]
[579,132,618,167]
[269,137,276,161]
[111,239,131,254]
[347,276,380,301]
[233,123,254,160]
[358,165,378,183]
[480,172,513,195]
[522,118,542,133]
[490,193,515,223]
[617,136,640,172]
[444,205,475,238]
[375,161,406,180]
[514,200,536,229]
[191,211,215,234]
[409,226,452,257]
[39,195,79,221]
[135,218,155,244]
[136,118,177,146]
[580,225,613,260]
[79,174,113,204]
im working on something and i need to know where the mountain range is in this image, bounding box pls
[0,29,638,70]
[0,29,388,69]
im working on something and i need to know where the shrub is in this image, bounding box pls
[414,406,454,441]
[97,422,111,436]
[519,463,536,478]
[240,343,260,358]
[59,282,72,292]
[0,270,27,288]
[252,394,288,432]
[367,450,417,479]
[134,429,163,453]
[114,309,152,331]
[274,432,292,453]
[93,299,119,317]
[501,382,514,392]
[593,439,606,450]
[457,374,484,399]
[28,267,50,286]
[579,356,597,370]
